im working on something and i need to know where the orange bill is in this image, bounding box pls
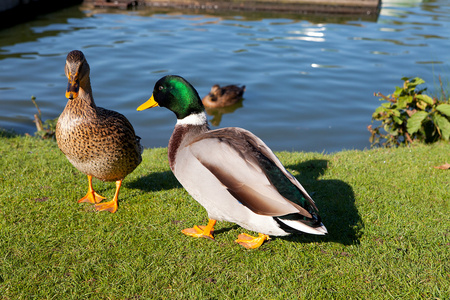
[65,76,79,99]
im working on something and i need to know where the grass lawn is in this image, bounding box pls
[0,131,449,299]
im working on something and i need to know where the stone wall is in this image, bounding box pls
[84,0,381,15]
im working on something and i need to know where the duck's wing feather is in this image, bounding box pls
[187,127,319,221]
[222,85,245,98]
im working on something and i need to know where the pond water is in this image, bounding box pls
[0,0,449,152]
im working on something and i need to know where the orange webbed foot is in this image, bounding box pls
[182,225,215,240]
[94,199,118,213]
[78,175,106,204]
[182,219,216,240]
[235,233,270,249]
[93,180,121,213]
[78,190,106,204]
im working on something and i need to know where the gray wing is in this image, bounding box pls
[187,127,317,218]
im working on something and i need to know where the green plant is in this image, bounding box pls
[368,77,450,147]
[31,96,57,139]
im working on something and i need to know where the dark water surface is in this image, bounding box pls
[0,0,449,152]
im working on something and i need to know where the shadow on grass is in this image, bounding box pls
[0,128,19,138]
[214,224,241,235]
[127,159,363,246]
[127,170,181,192]
[283,159,363,246]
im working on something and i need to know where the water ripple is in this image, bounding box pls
[0,1,449,152]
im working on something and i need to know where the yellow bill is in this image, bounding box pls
[137,94,159,111]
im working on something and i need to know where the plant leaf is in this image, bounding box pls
[397,95,412,109]
[406,109,417,117]
[392,109,401,117]
[436,104,450,117]
[416,94,434,105]
[393,116,403,125]
[393,86,403,98]
[406,111,428,135]
[434,114,450,140]
[416,101,426,110]
[408,77,425,88]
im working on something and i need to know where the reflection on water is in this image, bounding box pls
[0,8,87,60]
[0,1,449,152]
[205,99,244,127]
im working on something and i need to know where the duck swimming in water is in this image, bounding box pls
[202,84,245,108]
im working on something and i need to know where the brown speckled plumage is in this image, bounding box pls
[56,50,142,212]
[202,84,245,108]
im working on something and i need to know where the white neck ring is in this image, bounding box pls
[176,112,207,126]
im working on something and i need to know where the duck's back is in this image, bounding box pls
[56,104,142,182]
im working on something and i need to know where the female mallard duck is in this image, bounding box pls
[137,75,326,249]
[56,50,142,213]
[202,84,245,108]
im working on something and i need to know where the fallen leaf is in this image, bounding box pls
[434,163,450,170]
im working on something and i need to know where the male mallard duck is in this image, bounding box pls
[202,84,245,108]
[137,75,326,249]
[56,50,142,213]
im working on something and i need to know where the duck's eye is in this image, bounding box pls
[158,86,164,91]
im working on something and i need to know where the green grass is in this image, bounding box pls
[0,131,449,299]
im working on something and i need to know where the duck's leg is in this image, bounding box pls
[235,233,270,249]
[182,219,216,240]
[78,175,106,204]
[94,180,121,213]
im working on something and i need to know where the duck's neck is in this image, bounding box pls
[64,80,97,115]
[175,112,208,126]
[168,112,209,170]
[77,80,97,108]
